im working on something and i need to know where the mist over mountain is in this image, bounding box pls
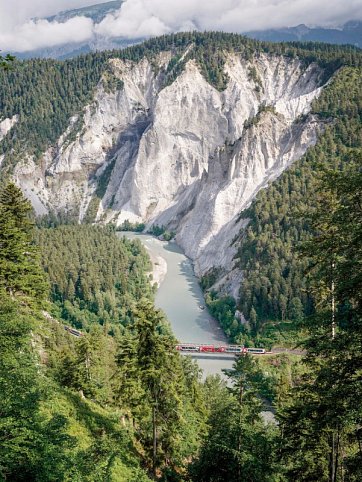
[248,20,362,47]
[13,1,136,60]
[45,0,123,23]
[9,1,362,60]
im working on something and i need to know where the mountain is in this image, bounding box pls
[45,0,123,23]
[246,21,362,47]
[15,0,140,60]
[1,33,361,326]
[12,0,362,60]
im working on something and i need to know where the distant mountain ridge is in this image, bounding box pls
[247,21,362,47]
[44,0,123,24]
[12,1,362,59]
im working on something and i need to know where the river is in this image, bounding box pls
[120,233,235,378]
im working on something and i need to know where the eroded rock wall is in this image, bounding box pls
[14,52,326,293]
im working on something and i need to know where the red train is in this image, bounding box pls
[175,343,265,354]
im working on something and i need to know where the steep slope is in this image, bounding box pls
[2,33,360,302]
[14,51,325,279]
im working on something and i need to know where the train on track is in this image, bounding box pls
[175,343,265,355]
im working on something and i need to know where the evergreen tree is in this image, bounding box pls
[0,53,15,70]
[191,356,278,482]
[0,183,48,304]
[133,300,184,476]
[279,153,362,481]
[0,185,74,480]
[113,330,145,421]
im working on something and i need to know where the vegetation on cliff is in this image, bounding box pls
[0,167,361,480]
[0,32,361,480]
[0,31,360,174]
[35,225,153,332]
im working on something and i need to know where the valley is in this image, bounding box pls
[0,30,361,481]
[121,232,235,377]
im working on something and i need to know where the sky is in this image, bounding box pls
[1,0,362,52]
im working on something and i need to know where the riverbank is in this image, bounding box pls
[120,232,234,378]
[147,249,167,288]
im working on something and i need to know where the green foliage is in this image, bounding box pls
[235,65,362,333]
[248,65,263,92]
[113,300,206,477]
[0,296,44,481]
[1,34,362,480]
[200,267,222,290]
[278,154,362,481]
[0,183,48,305]
[35,225,153,331]
[0,184,197,480]
[205,291,241,340]
[190,357,280,481]
[101,67,124,94]
[117,220,146,232]
[146,224,175,240]
[0,54,108,167]
[1,32,360,173]
[244,102,277,129]
[0,53,15,70]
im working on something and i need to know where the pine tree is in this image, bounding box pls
[0,183,47,304]
[190,356,278,481]
[114,330,145,421]
[279,153,362,481]
[133,300,183,475]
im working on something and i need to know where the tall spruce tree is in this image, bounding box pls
[190,356,278,482]
[0,183,47,304]
[279,153,362,481]
[133,300,184,476]
[0,184,74,480]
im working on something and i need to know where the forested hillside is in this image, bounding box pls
[233,64,362,339]
[35,225,153,332]
[1,34,361,334]
[0,184,207,480]
[1,165,361,481]
[198,58,362,346]
[0,183,286,481]
[0,31,360,174]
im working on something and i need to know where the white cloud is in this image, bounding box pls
[0,0,109,52]
[0,17,93,52]
[1,0,362,52]
[95,0,171,38]
[95,0,362,38]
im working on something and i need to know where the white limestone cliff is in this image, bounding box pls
[0,115,18,142]
[0,115,18,168]
[14,52,327,295]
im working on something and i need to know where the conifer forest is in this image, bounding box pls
[0,25,361,482]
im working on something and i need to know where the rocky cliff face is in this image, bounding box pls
[14,52,326,293]
[0,115,18,167]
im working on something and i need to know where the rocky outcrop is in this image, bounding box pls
[0,115,18,168]
[0,115,18,142]
[14,52,327,294]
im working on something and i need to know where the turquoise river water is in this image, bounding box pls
[120,233,235,377]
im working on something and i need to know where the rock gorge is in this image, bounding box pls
[11,49,329,295]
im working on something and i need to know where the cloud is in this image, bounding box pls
[95,0,171,38]
[1,0,362,52]
[95,0,362,38]
[0,17,93,52]
[0,0,109,52]
[0,1,109,29]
